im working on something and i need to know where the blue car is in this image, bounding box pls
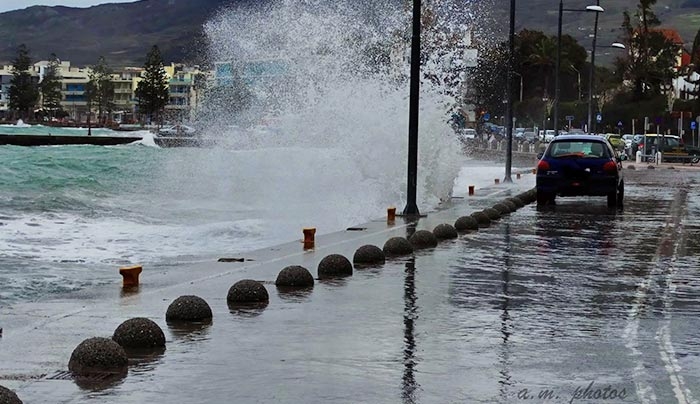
[536,134,624,207]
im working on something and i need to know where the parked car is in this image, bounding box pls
[457,128,477,143]
[635,134,700,164]
[605,134,625,151]
[536,134,624,207]
[158,124,197,137]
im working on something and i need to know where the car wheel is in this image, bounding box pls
[607,191,617,208]
[691,156,699,165]
[537,191,554,206]
[616,181,624,207]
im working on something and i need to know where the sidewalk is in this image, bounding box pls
[0,175,537,403]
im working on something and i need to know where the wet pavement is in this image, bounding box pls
[2,166,700,403]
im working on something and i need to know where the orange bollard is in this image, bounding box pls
[303,227,316,249]
[495,178,500,184]
[516,173,521,179]
[119,265,142,288]
[387,206,396,223]
[468,185,475,196]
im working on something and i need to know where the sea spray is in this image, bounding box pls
[199,0,484,211]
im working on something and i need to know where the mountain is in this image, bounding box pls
[0,0,698,68]
[491,0,700,63]
[0,0,238,67]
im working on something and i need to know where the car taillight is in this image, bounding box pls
[537,160,550,172]
[603,160,617,173]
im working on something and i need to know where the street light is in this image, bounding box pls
[588,42,626,133]
[554,0,604,137]
[403,0,421,216]
[504,0,515,183]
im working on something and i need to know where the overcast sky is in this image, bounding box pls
[0,1,138,13]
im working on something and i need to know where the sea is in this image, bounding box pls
[1,0,505,306]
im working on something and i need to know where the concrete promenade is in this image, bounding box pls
[0,170,537,403]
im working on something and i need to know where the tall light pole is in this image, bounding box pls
[554,2,603,137]
[403,0,421,216]
[504,0,515,183]
[586,0,602,134]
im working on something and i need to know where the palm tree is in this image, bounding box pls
[527,37,556,98]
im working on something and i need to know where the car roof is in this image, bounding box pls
[550,134,608,142]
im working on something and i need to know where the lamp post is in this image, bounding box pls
[588,42,625,133]
[554,1,604,137]
[504,0,515,183]
[403,0,421,216]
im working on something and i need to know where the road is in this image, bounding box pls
[2,165,699,403]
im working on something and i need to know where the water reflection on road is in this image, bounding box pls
[11,170,700,403]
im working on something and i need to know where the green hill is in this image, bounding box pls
[0,0,698,67]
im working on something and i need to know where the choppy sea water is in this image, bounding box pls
[0,136,511,305]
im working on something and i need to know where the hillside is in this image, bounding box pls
[0,0,237,66]
[0,0,698,68]
[495,0,700,62]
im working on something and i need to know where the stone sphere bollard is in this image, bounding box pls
[317,254,353,279]
[507,197,525,208]
[627,164,636,170]
[493,203,511,215]
[112,317,166,350]
[68,337,128,376]
[353,245,386,265]
[165,295,213,323]
[276,265,314,288]
[227,279,269,303]
[470,211,491,227]
[383,237,413,256]
[483,208,501,221]
[502,199,518,211]
[454,215,478,231]
[433,223,458,240]
[0,385,22,404]
[647,165,656,169]
[409,230,438,249]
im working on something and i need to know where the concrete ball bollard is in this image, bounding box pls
[433,223,458,240]
[68,337,128,376]
[409,230,438,249]
[627,164,636,170]
[276,265,315,288]
[454,215,479,231]
[165,295,213,323]
[507,197,525,209]
[668,166,675,170]
[0,385,22,404]
[227,279,269,303]
[483,208,501,221]
[317,254,353,279]
[353,245,386,265]
[493,203,511,215]
[503,199,518,211]
[112,317,166,350]
[383,237,414,256]
[470,211,491,227]
[647,165,656,169]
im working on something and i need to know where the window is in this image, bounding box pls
[548,141,610,158]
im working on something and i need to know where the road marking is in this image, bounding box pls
[656,190,697,404]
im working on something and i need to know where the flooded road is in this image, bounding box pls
[3,167,700,403]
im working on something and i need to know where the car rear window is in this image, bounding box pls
[547,140,610,158]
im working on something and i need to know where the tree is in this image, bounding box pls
[615,0,679,99]
[86,56,115,125]
[135,45,169,125]
[40,53,63,119]
[8,44,39,120]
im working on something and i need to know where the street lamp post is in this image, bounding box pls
[504,0,516,183]
[554,1,604,137]
[403,0,421,216]
[587,41,626,133]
